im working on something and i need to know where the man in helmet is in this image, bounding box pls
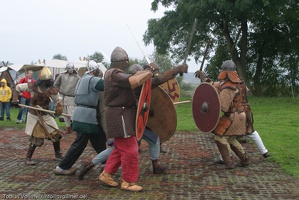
[54,62,80,133]
[15,67,64,165]
[53,60,106,175]
[194,60,251,169]
[98,46,155,192]
[77,62,188,180]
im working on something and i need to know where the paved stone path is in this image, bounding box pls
[1,127,299,200]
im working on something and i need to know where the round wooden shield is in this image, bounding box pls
[147,86,177,143]
[192,82,221,133]
[159,78,180,103]
[136,78,152,141]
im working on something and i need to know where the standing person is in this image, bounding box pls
[53,60,107,175]
[98,46,154,192]
[54,62,80,133]
[195,60,250,169]
[0,78,12,121]
[213,77,270,164]
[16,70,35,124]
[15,67,64,165]
[130,63,189,173]
[77,63,188,180]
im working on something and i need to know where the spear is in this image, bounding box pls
[19,104,71,117]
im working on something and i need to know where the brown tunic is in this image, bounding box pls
[104,69,137,138]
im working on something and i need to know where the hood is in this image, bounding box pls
[0,78,8,87]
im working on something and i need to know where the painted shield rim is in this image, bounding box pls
[136,79,152,141]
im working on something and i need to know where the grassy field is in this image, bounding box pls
[1,97,299,179]
[175,97,299,179]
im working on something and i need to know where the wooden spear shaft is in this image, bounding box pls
[173,100,192,105]
[19,104,72,117]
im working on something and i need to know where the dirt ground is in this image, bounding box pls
[1,127,299,200]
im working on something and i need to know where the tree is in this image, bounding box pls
[53,54,67,61]
[87,52,104,63]
[144,0,299,96]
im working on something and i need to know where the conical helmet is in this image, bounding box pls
[218,60,241,82]
[110,46,129,62]
[38,67,53,80]
[221,60,236,71]
[86,60,99,73]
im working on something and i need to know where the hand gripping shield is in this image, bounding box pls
[135,78,152,141]
[147,86,177,143]
[192,82,221,133]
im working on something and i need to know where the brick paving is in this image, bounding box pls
[0,127,299,200]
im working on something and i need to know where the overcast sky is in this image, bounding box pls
[0,0,199,72]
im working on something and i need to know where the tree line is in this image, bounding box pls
[143,0,299,97]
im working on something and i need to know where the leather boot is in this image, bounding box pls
[99,171,118,187]
[78,161,95,180]
[25,144,37,165]
[152,159,168,174]
[53,141,63,160]
[121,180,143,192]
[230,144,250,167]
[215,141,234,169]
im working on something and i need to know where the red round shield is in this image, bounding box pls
[136,78,152,141]
[192,82,220,133]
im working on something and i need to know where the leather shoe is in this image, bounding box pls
[263,152,270,158]
[99,171,118,187]
[121,180,143,192]
[25,159,37,165]
[53,167,76,175]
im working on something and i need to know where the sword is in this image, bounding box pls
[181,18,198,76]
[18,104,72,117]
[121,115,131,138]
[183,18,198,64]
[199,39,211,71]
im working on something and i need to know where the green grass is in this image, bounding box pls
[176,96,299,179]
[1,97,299,179]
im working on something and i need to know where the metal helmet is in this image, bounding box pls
[218,60,241,82]
[65,62,74,73]
[110,46,129,62]
[66,62,74,70]
[221,60,236,71]
[86,60,99,73]
[38,67,53,80]
[128,64,143,74]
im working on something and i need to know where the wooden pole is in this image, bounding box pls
[19,104,71,117]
